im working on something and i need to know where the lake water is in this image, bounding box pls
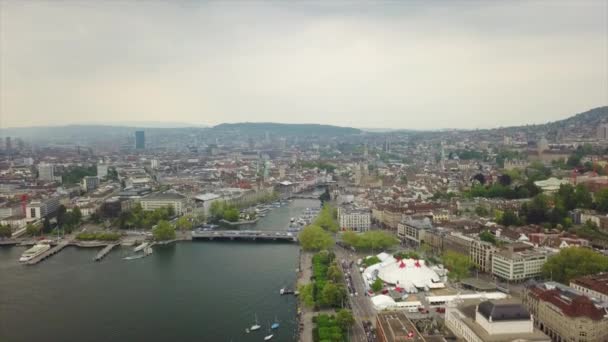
[0,199,319,342]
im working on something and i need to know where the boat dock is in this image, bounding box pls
[26,241,70,265]
[94,243,118,262]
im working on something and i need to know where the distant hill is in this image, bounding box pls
[543,106,608,129]
[212,122,361,136]
[476,106,608,139]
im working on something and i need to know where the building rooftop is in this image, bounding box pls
[142,192,186,201]
[461,278,498,292]
[571,273,608,297]
[477,300,530,321]
[528,282,608,321]
[376,311,425,342]
[453,301,550,342]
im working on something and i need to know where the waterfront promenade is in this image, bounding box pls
[298,249,314,342]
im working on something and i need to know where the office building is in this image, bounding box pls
[37,163,55,182]
[523,281,608,342]
[26,197,60,219]
[140,192,186,215]
[491,244,551,282]
[397,218,432,246]
[135,130,145,149]
[81,176,99,192]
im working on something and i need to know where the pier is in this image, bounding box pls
[94,244,118,262]
[26,241,70,265]
[192,230,298,242]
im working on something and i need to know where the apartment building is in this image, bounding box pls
[338,206,371,232]
[492,243,551,282]
[523,282,608,342]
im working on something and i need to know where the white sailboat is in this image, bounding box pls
[250,314,261,331]
[264,323,273,341]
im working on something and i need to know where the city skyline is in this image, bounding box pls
[1,1,606,129]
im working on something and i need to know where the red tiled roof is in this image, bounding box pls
[529,287,606,321]
[571,273,608,297]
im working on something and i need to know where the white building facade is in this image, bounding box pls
[338,207,371,232]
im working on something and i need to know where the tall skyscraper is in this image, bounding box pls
[5,137,11,150]
[97,163,108,178]
[135,131,145,149]
[38,163,55,182]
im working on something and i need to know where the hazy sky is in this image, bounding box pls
[1,1,606,129]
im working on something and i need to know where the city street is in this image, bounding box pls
[334,245,377,342]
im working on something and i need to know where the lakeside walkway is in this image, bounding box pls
[298,249,314,342]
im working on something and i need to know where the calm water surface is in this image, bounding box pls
[0,199,319,342]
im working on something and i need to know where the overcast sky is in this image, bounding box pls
[1,1,606,129]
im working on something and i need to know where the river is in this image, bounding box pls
[0,199,320,342]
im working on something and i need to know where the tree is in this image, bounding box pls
[209,201,226,221]
[335,309,355,330]
[56,204,67,227]
[472,173,486,185]
[595,189,608,213]
[498,174,512,186]
[442,251,472,281]
[298,283,315,308]
[152,220,176,241]
[89,212,102,224]
[72,207,82,224]
[299,225,334,251]
[370,278,383,292]
[26,223,41,236]
[479,230,497,245]
[175,216,192,231]
[223,208,240,222]
[192,212,206,226]
[574,184,592,209]
[43,217,52,233]
[320,282,346,307]
[475,206,489,217]
[319,188,331,203]
[315,204,339,232]
[0,225,11,238]
[523,194,549,224]
[499,209,519,226]
[326,264,343,283]
[542,247,608,283]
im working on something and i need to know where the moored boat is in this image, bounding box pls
[19,243,51,262]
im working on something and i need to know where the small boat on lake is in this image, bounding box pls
[250,314,261,331]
